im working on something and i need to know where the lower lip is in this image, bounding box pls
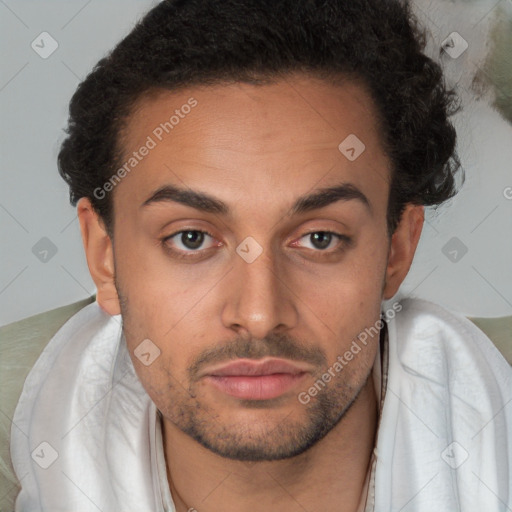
[205,372,307,400]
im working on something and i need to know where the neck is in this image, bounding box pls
[162,373,378,512]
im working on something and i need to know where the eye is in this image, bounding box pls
[161,229,351,259]
[162,229,217,254]
[293,231,351,252]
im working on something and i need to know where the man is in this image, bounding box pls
[10,0,511,511]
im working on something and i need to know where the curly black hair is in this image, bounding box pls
[58,0,463,237]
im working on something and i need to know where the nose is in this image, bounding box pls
[220,244,298,340]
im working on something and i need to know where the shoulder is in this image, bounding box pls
[376,298,512,509]
[384,297,511,420]
[388,297,511,376]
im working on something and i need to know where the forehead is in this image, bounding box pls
[122,75,384,152]
[114,74,390,218]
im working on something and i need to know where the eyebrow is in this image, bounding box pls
[141,182,372,216]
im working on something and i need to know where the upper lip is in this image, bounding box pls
[204,358,310,377]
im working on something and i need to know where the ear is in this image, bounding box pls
[77,197,120,315]
[383,204,424,300]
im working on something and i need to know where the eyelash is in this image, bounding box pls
[161,229,351,259]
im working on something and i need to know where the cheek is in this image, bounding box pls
[300,240,388,383]
[113,229,195,334]
[128,354,191,417]
[301,236,388,330]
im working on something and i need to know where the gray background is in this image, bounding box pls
[1,0,511,326]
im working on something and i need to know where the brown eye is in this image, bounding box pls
[163,230,216,253]
[179,230,206,250]
[296,231,351,252]
[309,232,333,250]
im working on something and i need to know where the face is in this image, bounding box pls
[80,73,422,461]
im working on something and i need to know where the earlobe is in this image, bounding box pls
[77,198,120,316]
[383,204,424,300]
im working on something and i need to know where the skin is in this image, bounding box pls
[77,73,424,512]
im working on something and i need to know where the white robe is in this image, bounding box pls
[10,298,512,511]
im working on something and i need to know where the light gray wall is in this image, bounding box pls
[397,0,512,317]
[1,0,511,326]
[1,1,158,326]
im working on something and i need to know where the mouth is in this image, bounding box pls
[203,358,310,400]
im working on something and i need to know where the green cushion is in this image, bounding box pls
[0,296,95,512]
[467,315,512,365]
